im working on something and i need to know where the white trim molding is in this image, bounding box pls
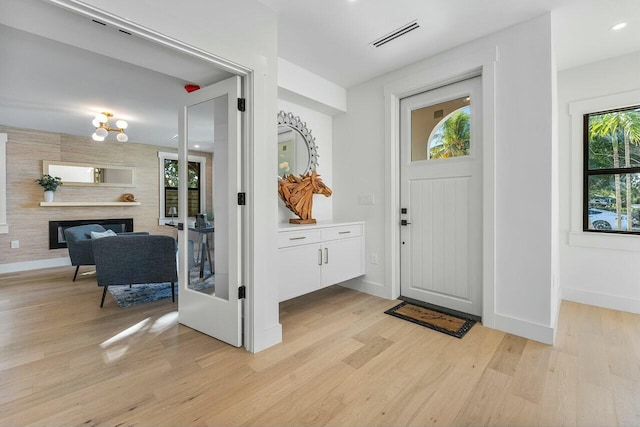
[563,287,640,315]
[568,89,640,249]
[0,133,8,234]
[340,277,389,300]
[383,46,497,329]
[494,313,555,345]
[0,256,71,275]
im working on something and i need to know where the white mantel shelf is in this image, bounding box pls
[40,202,141,207]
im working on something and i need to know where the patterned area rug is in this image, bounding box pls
[384,301,476,338]
[108,276,215,308]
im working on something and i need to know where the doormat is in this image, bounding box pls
[384,301,476,338]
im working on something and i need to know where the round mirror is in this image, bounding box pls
[277,111,318,178]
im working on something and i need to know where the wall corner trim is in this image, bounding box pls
[251,323,282,353]
[0,133,7,234]
[494,313,555,345]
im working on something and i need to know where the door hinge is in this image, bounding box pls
[237,98,246,112]
[237,192,246,205]
[238,285,246,299]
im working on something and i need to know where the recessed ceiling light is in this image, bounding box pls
[611,22,627,31]
[194,145,200,148]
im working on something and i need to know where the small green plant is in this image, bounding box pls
[35,174,63,191]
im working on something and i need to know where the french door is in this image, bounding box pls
[177,76,243,346]
[399,77,483,317]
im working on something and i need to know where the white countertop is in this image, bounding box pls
[278,220,365,232]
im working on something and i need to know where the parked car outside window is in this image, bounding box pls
[588,208,628,230]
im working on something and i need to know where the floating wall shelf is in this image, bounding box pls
[40,202,141,207]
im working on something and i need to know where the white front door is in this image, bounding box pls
[399,77,482,317]
[177,76,243,346]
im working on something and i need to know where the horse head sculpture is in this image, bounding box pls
[278,170,332,224]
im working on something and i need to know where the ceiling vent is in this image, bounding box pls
[370,20,420,48]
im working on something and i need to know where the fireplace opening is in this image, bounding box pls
[49,218,134,249]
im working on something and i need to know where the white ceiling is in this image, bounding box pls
[261,0,640,88]
[0,0,639,149]
[0,0,233,150]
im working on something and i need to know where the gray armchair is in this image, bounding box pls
[64,224,107,281]
[64,224,149,281]
[92,234,178,307]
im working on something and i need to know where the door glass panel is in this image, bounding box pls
[185,95,229,299]
[411,96,471,161]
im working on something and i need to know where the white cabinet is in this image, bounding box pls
[278,221,365,302]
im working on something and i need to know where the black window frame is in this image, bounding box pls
[583,104,640,235]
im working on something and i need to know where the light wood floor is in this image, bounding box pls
[1,267,638,426]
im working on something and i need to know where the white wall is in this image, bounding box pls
[277,99,333,224]
[275,59,344,225]
[40,0,282,352]
[334,14,557,343]
[278,57,347,115]
[558,50,640,314]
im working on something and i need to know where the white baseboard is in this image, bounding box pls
[494,313,555,345]
[562,287,640,314]
[252,323,282,353]
[0,257,71,274]
[340,276,391,300]
[551,287,562,342]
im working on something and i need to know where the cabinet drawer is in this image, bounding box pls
[277,229,321,248]
[320,224,362,241]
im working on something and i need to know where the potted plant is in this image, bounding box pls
[35,174,63,202]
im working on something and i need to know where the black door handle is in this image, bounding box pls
[401,220,411,226]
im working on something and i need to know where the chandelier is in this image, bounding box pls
[91,112,128,142]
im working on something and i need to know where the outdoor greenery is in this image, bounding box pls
[164,159,201,217]
[164,160,200,188]
[429,107,470,159]
[35,174,63,191]
[586,106,640,231]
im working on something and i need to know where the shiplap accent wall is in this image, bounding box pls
[0,126,212,266]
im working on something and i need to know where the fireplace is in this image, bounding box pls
[49,218,134,249]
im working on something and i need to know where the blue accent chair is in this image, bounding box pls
[91,234,178,307]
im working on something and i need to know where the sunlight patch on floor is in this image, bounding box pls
[99,311,178,363]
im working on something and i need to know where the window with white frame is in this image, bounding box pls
[583,105,640,234]
[158,152,206,223]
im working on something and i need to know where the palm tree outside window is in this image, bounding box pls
[428,106,471,159]
[584,105,640,233]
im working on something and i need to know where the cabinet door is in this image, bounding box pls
[278,244,322,302]
[321,238,364,287]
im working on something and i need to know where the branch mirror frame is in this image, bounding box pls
[277,110,319,178]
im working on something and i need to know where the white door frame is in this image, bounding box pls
[47,0,257,350]
[383,47,497,328]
